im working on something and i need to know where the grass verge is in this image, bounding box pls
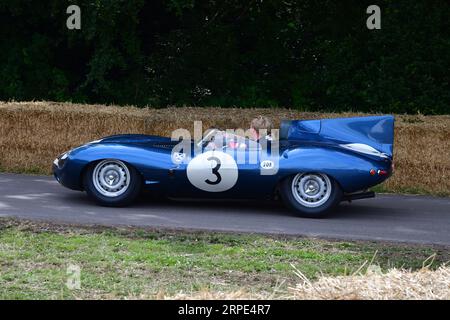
[0,218,448,299]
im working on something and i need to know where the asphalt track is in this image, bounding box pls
[0,173,449,245]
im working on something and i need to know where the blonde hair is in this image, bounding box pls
[251,116,273,134]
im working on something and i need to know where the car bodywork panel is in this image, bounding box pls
[283,115,394,157]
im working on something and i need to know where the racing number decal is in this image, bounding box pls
[205,156,222,185]
[187,151,238,192]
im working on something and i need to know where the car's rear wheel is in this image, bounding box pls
[84,159,141,207]
[280,173,342,218]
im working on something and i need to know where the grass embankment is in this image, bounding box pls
[0,219,448,299]
[0,101,449,196]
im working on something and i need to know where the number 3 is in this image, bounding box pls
[205,156,222,185]
[187,151,238,192]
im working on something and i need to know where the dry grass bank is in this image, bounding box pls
[168,266,450,300]
[0,101,449,195]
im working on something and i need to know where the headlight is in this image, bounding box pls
[54,152,69,168]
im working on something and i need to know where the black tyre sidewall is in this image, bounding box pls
[280,174,342,218]
[83,161,142,207]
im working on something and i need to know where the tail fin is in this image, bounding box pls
[284,116,395,158]
[320,116,395,158]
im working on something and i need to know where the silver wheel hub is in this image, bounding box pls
[291,173,332,208]
[92,160,131,197]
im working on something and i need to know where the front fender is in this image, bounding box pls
[54,143,174,191]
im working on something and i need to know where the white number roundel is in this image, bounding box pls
[187,151,238,192]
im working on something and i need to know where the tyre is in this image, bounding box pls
[279,173,342,218]
[83,159,142,207]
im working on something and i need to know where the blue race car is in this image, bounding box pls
[53,115,394,218]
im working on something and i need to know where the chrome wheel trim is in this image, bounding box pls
[291,173,332,208]
[92,160,131,198]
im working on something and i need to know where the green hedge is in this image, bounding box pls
[1,0,449,113]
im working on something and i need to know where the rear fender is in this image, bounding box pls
[278,147,391,193]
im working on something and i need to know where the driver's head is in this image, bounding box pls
[250,116,273,141]
[204,127,225,150]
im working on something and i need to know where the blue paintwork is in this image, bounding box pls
[286,115,394,157]
[53,115,395,199]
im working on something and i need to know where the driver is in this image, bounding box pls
[205,129,245,150]
[203,116,273,151]
[249,116,273,143]
[204,128,225,150]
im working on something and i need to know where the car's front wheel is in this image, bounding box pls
[280,173,342,218]
[83,159,142,207]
